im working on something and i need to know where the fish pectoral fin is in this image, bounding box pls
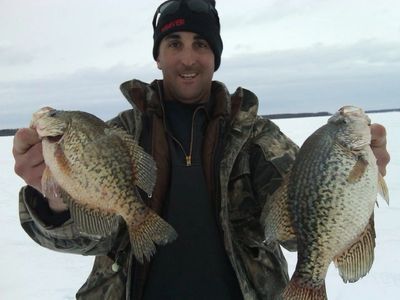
[130,143,157,197]
[53,143,72,176]
[110,127,157,197]
[41,166,59,198]
[347,156,368,183]
[68,199,120,237]
[378,172,390,205]
[261,173,297,252]
[333,215,376,283]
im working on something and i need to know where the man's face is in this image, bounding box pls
[157,31,215,104]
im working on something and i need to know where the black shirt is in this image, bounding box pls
[142,101,243,300]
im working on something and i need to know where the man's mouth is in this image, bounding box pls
[179,73,197,79]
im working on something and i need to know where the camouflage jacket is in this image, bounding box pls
[19,79,298,299]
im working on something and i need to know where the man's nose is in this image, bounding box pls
[180,46,196,66]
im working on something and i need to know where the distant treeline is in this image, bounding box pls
[265,108,400,120]
[263,108,400,119]
[265,111,331,119]
[0,129,18,137]
[1,108,399,136]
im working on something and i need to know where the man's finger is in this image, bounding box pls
[370,123,390,176]
[14,142,44,169]
[370,123,387,147]
[13,128,41,156]
[25,163,46,193]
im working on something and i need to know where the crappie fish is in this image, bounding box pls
[30,107,177,263]
[262,106,389,300]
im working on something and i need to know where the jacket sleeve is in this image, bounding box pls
[19,186,121,255]
[250,117,298,250]
[225,116,299,298]
[18,109,139,256]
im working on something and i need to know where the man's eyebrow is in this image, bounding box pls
[193,34,206,41]
[165,33,181,40]
[164,33,207,41]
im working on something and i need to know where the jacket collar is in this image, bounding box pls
[119,78,258,126]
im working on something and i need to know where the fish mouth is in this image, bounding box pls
[45,134,64,143]
[36,124,65,143]
[339,106,367,120]
[340,106,363,114]
[30,107,66,141]
[30,107,54,128]
[329,105,371,125]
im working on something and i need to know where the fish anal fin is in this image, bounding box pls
[261,173,297,252]
[127,209,177,263]
[334,215,376,283]
[109,127,157,196]
[347,156,368,183]
[69,200,119,237]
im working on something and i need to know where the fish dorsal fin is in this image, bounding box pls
[347,156,368,183]
[378,172,390,205]
[333,215,376,283]
[66,197,120,237]
[108,127,157,197]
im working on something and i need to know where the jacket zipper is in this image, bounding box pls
[161,104,204,167]
[158,81,200,167]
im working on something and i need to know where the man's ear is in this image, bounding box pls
[156,59,162,70]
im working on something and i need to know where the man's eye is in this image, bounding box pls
[195,41,209,48]
[169,41,180,48]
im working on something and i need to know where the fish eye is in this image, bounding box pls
[48,110,58,117]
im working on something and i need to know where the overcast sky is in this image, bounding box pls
[1,0,399,128]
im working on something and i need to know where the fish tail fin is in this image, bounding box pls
[282,273,327,300]
[128,210,177,263]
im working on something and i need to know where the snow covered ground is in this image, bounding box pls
[0,112,398,299]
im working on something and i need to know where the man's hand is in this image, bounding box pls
[13,128,45,192]
[13,128,68,212]
[370,123,390,176]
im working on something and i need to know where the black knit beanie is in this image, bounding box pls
[152,0,223,71]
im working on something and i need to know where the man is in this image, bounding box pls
[13,0,390,299]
